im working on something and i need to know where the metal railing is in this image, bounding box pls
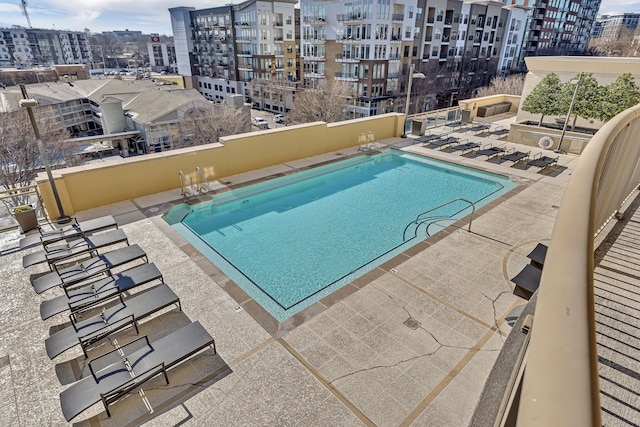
[195,167,210,194]
[179,171,197,198]
[0,184,48,232]
[507,104,640,425]
[402,198,476,241]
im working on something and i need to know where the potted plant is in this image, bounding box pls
[12,204,38,233]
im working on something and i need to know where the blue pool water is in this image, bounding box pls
[164,150,516,320]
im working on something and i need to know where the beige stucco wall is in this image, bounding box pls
[37,113,405,217]
[507,122,591,154]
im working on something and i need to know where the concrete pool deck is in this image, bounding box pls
[0,131,578,426]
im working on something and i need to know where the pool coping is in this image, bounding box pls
[146,145,531,338]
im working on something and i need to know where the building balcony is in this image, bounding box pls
[339,36,361,43]
[335,54,360,62]
[392,14,404,22]
[334,72,359,80]
[302,16,327,25]
[389,54,400,61]
[336,13,367,22]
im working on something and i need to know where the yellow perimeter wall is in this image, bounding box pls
[38,113,405,217]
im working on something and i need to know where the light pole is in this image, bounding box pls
[401,63,426,138]
[19,85,72,223]
[556,72,583,154]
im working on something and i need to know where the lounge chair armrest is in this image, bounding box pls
[504,148,515,155]
[70,294,125,326]
[68,288,120,314]
[88,334,152,379]
[78,313,136,349]
[38,219,79,237]
[531,152,543,160]
[99,362,168,413]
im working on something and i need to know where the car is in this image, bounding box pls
[252,117,269,129]
[274,114,286,124]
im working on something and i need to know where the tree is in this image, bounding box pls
[476,74,526,98]
[172,103,250,149]
[521,72,564,126]
[599,73,640,122]
[589,26,640,57]
[562,73,604,130]
[289,80,353,124]
[0,109,73,209]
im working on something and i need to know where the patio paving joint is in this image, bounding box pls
[277,338,377,427]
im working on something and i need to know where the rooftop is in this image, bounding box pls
[0,115,586,425]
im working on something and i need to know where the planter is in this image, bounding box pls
[13,206,38,233]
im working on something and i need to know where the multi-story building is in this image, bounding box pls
[170,0,300,109]
[0,27,92,67]
[148,35,177,73]
[299,0,526,115]
[512,0,601,69]
[592,13,640,40]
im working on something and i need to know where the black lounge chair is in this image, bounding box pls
[427,136,459,150]
[526,154,558,171]
[19,215,117,249]
[44,283,180,359]
[500,149,530,166]
[467,123,491,133]
[31,244,147,294]
[511,264,542,300]
[527,243,548,270]
[40,262,163,320]
[449,141,480,154]
[491,127,509,137]
[59,321,215,421]
[22,228,129,269]
[474,144,505,159]
[417,133,440,145]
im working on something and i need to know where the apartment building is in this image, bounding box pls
[509,0,601,68]
[300,0,527,116]
[170,0,300,109]
[592,13,640,39]
[0,27,92,67]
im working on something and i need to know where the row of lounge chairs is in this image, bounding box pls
[21,216,216,422]
[417,135,559,172]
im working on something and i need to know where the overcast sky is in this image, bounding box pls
[0,0,637,36]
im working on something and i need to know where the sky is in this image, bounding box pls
[0,0,639,36]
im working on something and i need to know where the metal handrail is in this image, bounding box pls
[178,171,196,198]
[402,198,476,241]
[515,104,640,426]
[195,167,210,194]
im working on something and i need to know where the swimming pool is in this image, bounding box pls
[164,150,516,321]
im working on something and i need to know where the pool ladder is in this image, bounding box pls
[179,167,210,198]
[402,198,476,241]
[358,131,382,151]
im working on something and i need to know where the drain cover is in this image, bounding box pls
[0,355,9,370]
[404,317,421,330]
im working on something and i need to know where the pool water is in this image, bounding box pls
[165,150,516,321]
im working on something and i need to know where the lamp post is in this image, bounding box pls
[401,64,426,138]
[556,72,583,154]
[19,85,72,223]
